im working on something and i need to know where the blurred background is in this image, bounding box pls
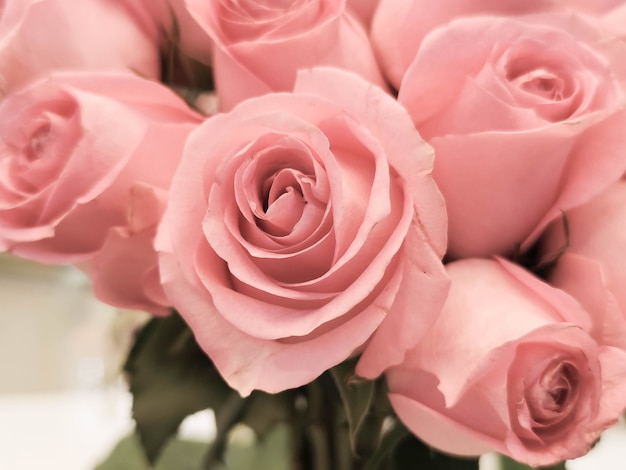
[0,253,143,469]
[1,253,624,470]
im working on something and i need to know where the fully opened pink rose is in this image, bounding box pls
[157,68,448,395]
[397,14,626,258]
[0,71,201,314]
[387,258,626,467]
[0,0,161,95]
[183,0,386,110]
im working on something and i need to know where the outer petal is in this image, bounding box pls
[429,129,571,257]
[548,253,626,349]
[0,0,160,93]
[524,107,626,249]
[388,393,498,457]
[541,180,626,332]
[356,222,449,377]
[84,184,170,316]
[159,247,387,395]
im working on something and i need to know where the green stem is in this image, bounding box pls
[305,380,332,470]
[202,392,246,470]
[332,403,353,470]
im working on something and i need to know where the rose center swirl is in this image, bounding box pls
[257,168,309,236]
[511,69,565,101]
[23,119,52,163]
[219,0,313,41]
[236,137,328,243]
[527,361,579,427]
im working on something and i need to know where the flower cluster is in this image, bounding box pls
[2,0,626,467]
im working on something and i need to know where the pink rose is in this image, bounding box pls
[157,68,448,395]
[183,0,386,110]
[0,71,201,314]
[0,0,161,95]
[541,181,626,333]
[372,0,626,89]
[387,258,626,467]
[372,0,550,89]
[397,14,626,258]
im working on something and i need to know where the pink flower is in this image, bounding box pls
[541,180,626,336]
[397,13,626,258]
[371,0,626,89]
[0,0,161,95]
[157,68,448,395]
[372,0,549,89]
[387,258,626,467]
[0,71,201,315]
[183,0,386,110]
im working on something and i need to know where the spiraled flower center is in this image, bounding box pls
[218,0,315,41]
[499,39,576,102]
[489,35,595,122]
[526,361,579,428]
[258,166,310,236]
[226,0,296,17]
[220,0,308,26]
[23,119,52,162]
[261,168,305,211]
[511,69,565,101]
[0,93,80,199]
[544,363,575,411]
[234,135,329,246]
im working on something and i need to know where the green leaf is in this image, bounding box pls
[223,424,292,470]
[94,434,149,470]
[95,434,208,470]
[239,391,295,439]
[124,312,231,464]
[390,433,479,470]
[157,439,211,470]
[330,358,376,455]
[500,455,566,470]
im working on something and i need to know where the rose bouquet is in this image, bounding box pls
[2,0,626,469]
